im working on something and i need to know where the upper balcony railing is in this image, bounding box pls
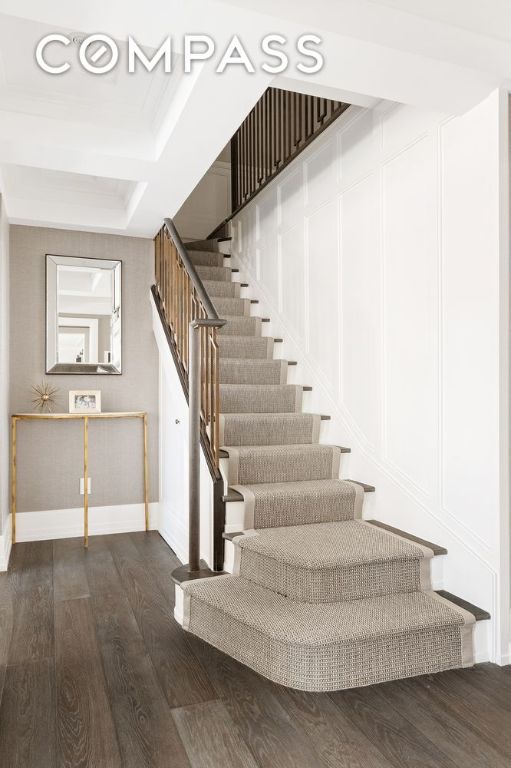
[230,88,349,215]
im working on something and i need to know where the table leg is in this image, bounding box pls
[11,416,17,545]
[143,414,149,531]
[84,416,89,548]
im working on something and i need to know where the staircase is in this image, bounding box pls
[169,239,488,692]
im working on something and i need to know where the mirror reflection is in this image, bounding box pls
[46,255,122,374]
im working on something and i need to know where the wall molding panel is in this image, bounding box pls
[232,95,508,663]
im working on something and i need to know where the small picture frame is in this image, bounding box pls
[69,390,102,414]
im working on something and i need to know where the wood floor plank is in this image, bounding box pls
[414,670,511,760]
[129,531,180,607]
[173,700,258,768]
[55,597,122,768]
[8,540,53,593]
[0,658,55,768]
[330,684,460,768]
[53,538,90,602]
[373,676,511,768]
[84,538,191,768]
[107,534,216,708]
[449,663,511,712]
[0,574,14,704]
[190,638,327,768]
[275,686,395,768]
[5,531,511,768]
[7,541,54,665]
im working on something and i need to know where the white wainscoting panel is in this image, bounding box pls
[382,135,439,497]
[231,94,508,663]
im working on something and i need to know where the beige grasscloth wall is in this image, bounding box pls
[10,226,159,513]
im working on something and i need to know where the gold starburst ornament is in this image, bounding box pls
[31,382,60,413]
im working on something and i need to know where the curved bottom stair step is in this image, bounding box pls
[179,576,476,692]
[231,520,437,602]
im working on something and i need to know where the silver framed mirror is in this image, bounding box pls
[46,254,122,374]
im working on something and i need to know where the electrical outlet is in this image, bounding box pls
[80,477,92,495]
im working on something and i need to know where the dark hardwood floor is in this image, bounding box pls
[0,532,509,768]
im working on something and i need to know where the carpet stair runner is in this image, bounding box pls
[176,243,482,691]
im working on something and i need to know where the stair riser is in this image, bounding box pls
[203,280,240,298]
[195,265,232,282]
[223,499,357,532]
[219,317,261,336]
[220,386,302,414]
[236,549,432,602]
[212,298,251,317]
[220,414,320,446]
[187,250,225,267]
[218,337,273,359]
[219,360,287,385]
[226,448,341,485]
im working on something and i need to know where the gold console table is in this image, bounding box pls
[11,411,149,548]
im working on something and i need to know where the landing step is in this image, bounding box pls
[367,520,447,556]
[436,590,490,621]
[344,479,375,493]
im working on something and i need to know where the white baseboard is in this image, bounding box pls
[12,502,159,544]
[0,514,12,571]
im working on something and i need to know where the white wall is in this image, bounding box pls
[0,193,9,555]
[174,160,231,241]
[231,92,510,664]
[152,296,214,568]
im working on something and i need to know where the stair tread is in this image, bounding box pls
[236,520,433,569]
[224,443,345,456]
[224,478,364,503]
[183,576,468,646]
[222,441,350,454]
[436,590,490,621]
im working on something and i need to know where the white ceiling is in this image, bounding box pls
[0,0,509,238]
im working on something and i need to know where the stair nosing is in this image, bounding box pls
[366,520,447,556]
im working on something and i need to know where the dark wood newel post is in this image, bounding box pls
[188,319,202,572]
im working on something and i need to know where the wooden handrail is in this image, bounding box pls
[154,218,226,573]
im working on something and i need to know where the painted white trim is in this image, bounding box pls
[0,514,12,572]
[13,502,159,543]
